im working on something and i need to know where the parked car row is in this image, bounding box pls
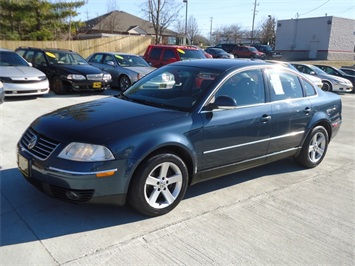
[1,44,354,100]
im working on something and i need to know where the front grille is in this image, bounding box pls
[20,128,60,160]
[87,74,103,80]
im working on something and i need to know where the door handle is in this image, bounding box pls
[304,107,311,114]
[260,114,271,123]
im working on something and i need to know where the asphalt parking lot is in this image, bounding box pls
[1,90,354,265]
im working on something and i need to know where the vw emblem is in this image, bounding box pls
[28,135,38,150]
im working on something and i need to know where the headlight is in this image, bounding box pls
[58,142,115,162]
[103,73,112,80]
[67,74,86,80]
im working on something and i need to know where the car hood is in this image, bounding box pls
[0,66,46,77]
[125,66,156,74]
[31,96,187,144]
[55,64,103,74]
[317,73,351,83]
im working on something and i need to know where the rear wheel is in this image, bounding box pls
[51,76,66,94]
[128,153,188,216]
[119,75,131,91]
[321,81,332,92]
[295,126,328,168]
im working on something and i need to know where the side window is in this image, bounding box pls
[23,50,35,64]
[162,49,176,61]
[266,70,304,101]
[103,54,114,64]
[302,78,317,96]
[33,52,46,66]
[216,69,265,106]
[88,54,103,64]
[149,48,162,60]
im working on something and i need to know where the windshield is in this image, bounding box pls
[114,54,150,67]
[309,65,328,75]
[45,51,88,65]
[122,65,222,112]
[179,49,206,60]
[0,51,30,66]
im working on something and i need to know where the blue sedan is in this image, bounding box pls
[17,59,342,216]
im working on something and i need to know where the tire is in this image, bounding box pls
[295,126,329,168]
[119,75,131,92]
[128,153,189,216]
[321,81,332,92]
[51,76,66,95]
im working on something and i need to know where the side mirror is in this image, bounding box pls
[207,96,237,110]
[310,71,316,75]
[106,60,115,66]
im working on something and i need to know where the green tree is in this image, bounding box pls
[0,0,86,40]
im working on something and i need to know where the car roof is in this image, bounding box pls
[168,58,268,71]
[147,44,198,50]
[16,47,74,53]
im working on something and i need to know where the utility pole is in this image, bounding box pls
[251,0,258,44]
[210,17,213,44]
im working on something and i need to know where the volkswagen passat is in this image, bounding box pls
[17,59,342,216]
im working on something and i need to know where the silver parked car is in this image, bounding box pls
[0,81,4,103]
[0,48,49,97]
[87,52,156,91]
[292,63,353,93]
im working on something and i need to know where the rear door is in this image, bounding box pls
[265,68,313,158]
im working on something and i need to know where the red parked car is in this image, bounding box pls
[232,45,265,59]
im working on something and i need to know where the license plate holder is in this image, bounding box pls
[93,82,102,89]
[18,153,29,177]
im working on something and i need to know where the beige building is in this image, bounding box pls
[275,16,355,60]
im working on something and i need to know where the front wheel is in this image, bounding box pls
[295,126,329,168]
[51,76,66,94]
[128,153,189,216]
[321,81,332,92]
[119,75,131,91]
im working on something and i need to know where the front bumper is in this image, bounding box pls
[65,79,111,92]
[17,146,129,205]
[4,80,50,97]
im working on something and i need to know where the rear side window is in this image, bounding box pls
[266,70,304,101]
[149,48,162,60]
[302,78,317,96]
[162,49,176,60]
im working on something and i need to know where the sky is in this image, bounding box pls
[75,0,355,37]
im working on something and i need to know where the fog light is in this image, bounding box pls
[66,191,80,200]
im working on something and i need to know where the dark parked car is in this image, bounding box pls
[204,47,234,59]
[87,52,156,91]
[339,68,355,76]
[232,45,265,59]
[214,43,238,53]
[315,64,355,89]
[17,59,342,216]
[15,47,112,94]
[252,44,282,59]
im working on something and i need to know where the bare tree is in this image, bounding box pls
[142,0,182,44]
[187,16,199,44]
[260,16,276,45]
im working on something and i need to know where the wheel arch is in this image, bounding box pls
[126,143,196,195]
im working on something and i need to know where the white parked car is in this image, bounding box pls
[0,48,49,97]
[292,63,353,93]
